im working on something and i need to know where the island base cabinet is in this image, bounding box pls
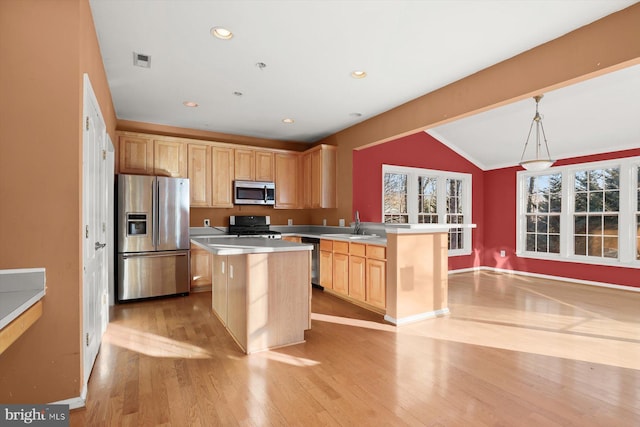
[210,251,310,354]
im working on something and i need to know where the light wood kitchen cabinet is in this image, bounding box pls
[211,146,235,208]
[235,148,275,182]
[349,251,366,301]
[366,258,386,309]
[188,144,212,207]
[255,150,275,181]
[366,244,386,309]
[226,255,248,349]
[190,243,212,292]
[300,152,313,208]
[301,144,337,208]
[322,239,387,312]
[211,255,228,325]
[274,152,300,209]
[234,149,255,181]
[118,133,186,177]
[119,134,154,175]
[332,241,349,295]
[282,235,302,243]
[319,239,333,289]
[154,139,187,177]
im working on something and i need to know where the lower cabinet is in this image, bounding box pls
[190,243,212,292]
[212,254,247,349]
[319,239,387,312]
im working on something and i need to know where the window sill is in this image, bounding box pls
[516,251,640,269]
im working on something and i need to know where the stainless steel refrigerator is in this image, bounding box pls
[116,174,190,302]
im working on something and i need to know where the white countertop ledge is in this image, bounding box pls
[385,224,477,234]
[0,268,46,330]
[191,237,313,255]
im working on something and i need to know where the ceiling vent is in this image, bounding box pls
[133,52,151,68]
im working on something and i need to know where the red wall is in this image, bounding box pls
[353,132,484,271]
[483,148,640,288]
[354,133,640,288]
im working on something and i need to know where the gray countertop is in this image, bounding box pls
[0,268,46,330]
[191,236,313,255]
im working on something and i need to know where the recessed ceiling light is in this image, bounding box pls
[183,101,199,107]
[211,26,233,40]
[233,91,243,97]
[282,118,294,124]
[256,62,267,70]
[350,112,363,117]
[351,70,367,79]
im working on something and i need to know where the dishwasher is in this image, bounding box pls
[301,237,320,287]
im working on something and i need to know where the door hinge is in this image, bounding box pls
[102,222,106,232]
[85,116,89,131]
[102,150,106,160]
[85,225,89,239]
[85,333,89,347]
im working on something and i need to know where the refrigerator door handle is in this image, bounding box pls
[153,178,159,249]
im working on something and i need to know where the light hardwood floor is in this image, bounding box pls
[70,272,640,426]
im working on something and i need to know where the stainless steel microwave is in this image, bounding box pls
[233,180,276,205]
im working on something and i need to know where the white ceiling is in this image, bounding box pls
[89,0,639,170]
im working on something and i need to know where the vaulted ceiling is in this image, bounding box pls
[89,0,639,170]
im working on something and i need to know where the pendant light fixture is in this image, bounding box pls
[519,95,554,171]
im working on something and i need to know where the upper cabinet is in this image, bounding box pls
[154,139,187,177]
[255,150,275,182]
[118,134,154,175]
[235,148,275,182]
[301,145,337,209]
[274,152,299,209]
[117,131,336,209]
[187,144,212,207]
[211,146,234,208]
[118,132,187,178]
[234,149,255,181]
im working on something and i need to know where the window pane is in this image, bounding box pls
[604,190,619,211]
[603,215,618,236]
[549,235,560,253]
[588,192,603,212]
[587,235,602,257]
[588,170,604,191]
[575,192,587,212]
[588,216,602,234]
[637,214,640,260]
[575,171,587,191]
[604,168,619,189]
[549,216,560,233]
[384,173,407,223]
[574,215,586,234]
[526,234,536,251]
[603,237,618,258]
[536,234,548,252]
[550,194,561,213]
[526,216,535,232]
[574,236,586,255]
[536,216,547,233]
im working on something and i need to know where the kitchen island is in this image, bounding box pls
[191,237,312,354]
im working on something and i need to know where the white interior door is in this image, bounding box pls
[82,74,109,395]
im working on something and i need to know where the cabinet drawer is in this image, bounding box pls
[333,241,349,254]
[349,242,366,257]
[366,244,386,260]
[320,239,333,251]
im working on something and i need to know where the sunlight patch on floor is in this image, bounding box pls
[311,312,397,332]
[105,323,212,359]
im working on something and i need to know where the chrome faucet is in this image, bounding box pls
[354,210,361,235]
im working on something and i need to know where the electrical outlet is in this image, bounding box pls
[204,219,210,227]
[287,219,293,226]
[500,250,506,257]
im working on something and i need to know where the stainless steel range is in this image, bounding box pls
[228,215,282,239]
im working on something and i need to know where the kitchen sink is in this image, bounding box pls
[321,233,378,240]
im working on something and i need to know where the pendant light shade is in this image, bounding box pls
[519,95,554,171]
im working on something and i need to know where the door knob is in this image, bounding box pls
[94,242,107,250]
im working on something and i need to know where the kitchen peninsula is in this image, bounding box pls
[190,236,312,354]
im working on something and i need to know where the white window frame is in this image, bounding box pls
[382,164,472,256]
[516,157,640,268]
